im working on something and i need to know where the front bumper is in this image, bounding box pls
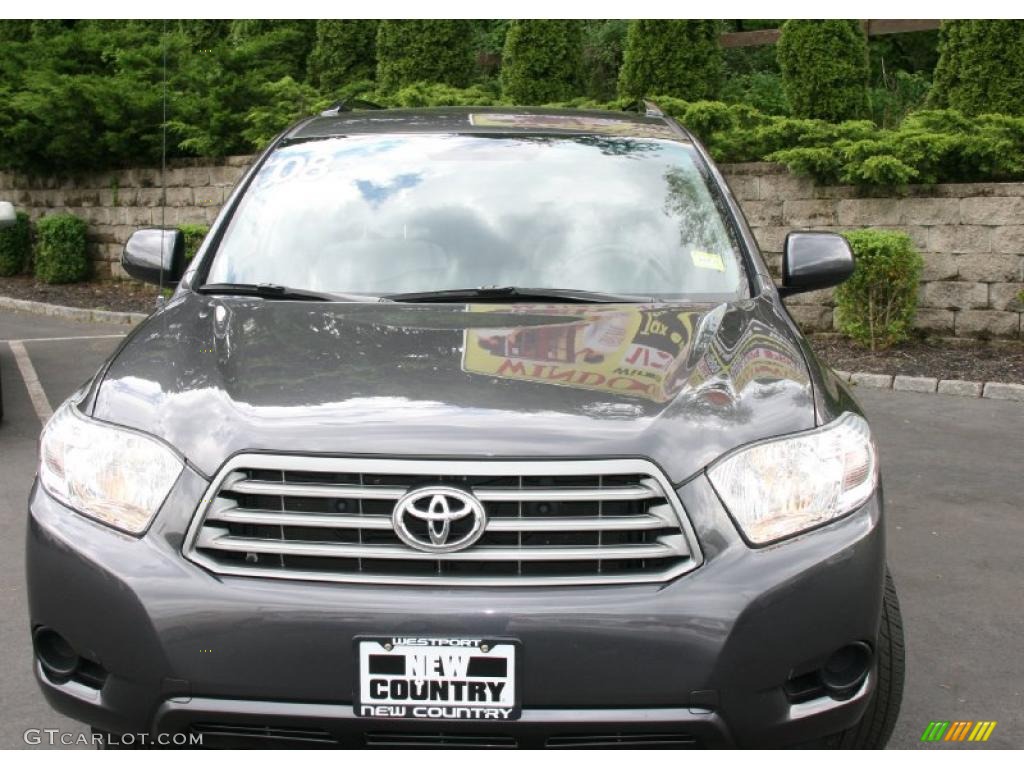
[27,469,886,748]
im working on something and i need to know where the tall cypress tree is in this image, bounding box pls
[776,20,869,121]
[376,20,475,92]
[929,20,1024,115]
[500,20,583,104]
[618,20,722,101]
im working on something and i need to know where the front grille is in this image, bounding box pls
[189,722,334,747]
[363,731,518,748]
[184,457,701,586]
[545,732,697,748]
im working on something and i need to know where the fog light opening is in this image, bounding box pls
[821,641,872,698]
[33,627,80,679]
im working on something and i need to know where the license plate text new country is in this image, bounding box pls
[356,637,519,720]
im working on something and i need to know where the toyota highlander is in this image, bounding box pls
[27,105,904,748]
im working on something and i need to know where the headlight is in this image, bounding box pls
[38,400,183,534]
[708,412,877,545]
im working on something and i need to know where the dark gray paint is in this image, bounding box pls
[780,231,855,297]
[122,229,186,286]
[87,294,820,484]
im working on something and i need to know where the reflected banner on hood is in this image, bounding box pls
[462,305,700,403]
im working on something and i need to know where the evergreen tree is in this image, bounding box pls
[776,20,869,121]
[501,20,583,104]
[618,20,722,100]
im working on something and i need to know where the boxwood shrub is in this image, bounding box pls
[0,211,31,277]
[835,230,923,350]
[34,214,89,284]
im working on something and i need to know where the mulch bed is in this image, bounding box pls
[0,274,159,314]
[811,336,1024,384]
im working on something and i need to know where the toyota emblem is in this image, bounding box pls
[392,487,487,553]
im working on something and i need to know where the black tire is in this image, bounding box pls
[807,567,906,748]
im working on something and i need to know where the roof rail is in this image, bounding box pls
[320,98,386,117]
[642,99,665,118]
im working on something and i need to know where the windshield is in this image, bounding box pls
[206,134,748,301]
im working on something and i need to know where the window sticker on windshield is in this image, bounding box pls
[691,250,725,272]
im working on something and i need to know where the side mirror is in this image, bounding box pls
[779,231,855,298]
[122,228,186,286]
[0,201,16,229]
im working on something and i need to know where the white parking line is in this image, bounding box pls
[1,334,126,343]
[8,341,54,424]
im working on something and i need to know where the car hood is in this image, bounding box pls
[91,294,815,483]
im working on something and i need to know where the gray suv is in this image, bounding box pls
[27,106,904,748]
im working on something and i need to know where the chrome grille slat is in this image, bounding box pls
[184,457,703,586]
[197,529,687,562]
[206,507,673,532]
[224,479,660,503]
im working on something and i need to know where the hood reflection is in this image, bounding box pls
[91,296,814,483]
[463,303,807,407]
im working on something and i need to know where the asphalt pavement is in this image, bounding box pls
[0,306,1021,749]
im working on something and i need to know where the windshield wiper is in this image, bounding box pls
[197,283,380,303]
[384,286,648,304]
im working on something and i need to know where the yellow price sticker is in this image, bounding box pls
[691,250,725,272]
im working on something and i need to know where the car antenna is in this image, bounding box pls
[320,97,386,117]
[157,19,168,309]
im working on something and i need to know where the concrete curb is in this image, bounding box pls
[835,369,1024,402]
[0,296,147,326]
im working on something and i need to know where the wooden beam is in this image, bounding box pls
[720,28,781,48]
[720,20,941,49]
[862,19,941,36]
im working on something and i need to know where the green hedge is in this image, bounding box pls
[34,214,89,284]
[500,20,583,104]
[835,230,923,350]
[930,21,1024,116]
[308,20,378,94]
[177,223,209,262]
[618,20,721,101]
[639,97,1024,187]
[0,211,31,277]
[776,20,868,122]
[376,20,475,92]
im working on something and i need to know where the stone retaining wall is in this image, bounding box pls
[726,162,1024,339]
[1,158,1022,339]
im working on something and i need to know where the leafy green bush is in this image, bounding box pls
[720,72,789,116]
[929,21,1024,116]
[631,96,1024,187]
[618,20,722,101]
[776,20,868,121]
[241,77,330,148]
[308,20,378,94]
[0,211,31,277]
[835,230,923,350]
[581,20,628,102]
[868,71,930,128]
[177,223,209,262]
[385,82,501,109]
[34,214,89,284]
[500,20,583,104]
[376,20,475,92]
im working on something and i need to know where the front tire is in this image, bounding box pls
[807,567,906,748]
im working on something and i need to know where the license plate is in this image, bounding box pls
[355,636,519,721]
